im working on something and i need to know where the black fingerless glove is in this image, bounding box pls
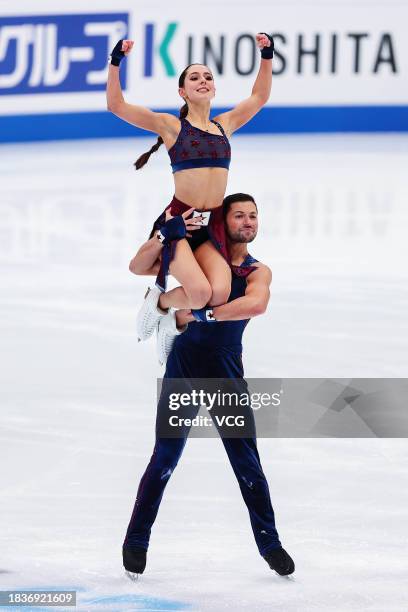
[109,40,125,66]
[157,216,186,244]
[259,33,275,59]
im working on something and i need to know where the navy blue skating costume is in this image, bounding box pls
[124,255,282,556]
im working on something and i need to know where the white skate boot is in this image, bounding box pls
[157,310,187,365]
[136,286,167,341]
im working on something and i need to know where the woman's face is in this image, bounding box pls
[179,65,215,105]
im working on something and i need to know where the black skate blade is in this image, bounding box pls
[125,570,140,582]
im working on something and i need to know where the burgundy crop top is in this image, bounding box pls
[168,118,231,173]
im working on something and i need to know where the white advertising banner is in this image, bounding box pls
[0,0,407,116]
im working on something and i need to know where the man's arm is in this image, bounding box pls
[129,236,162,275]
[176,264,272,325]
[213,265,272,320]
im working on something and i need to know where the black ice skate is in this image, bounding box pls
[123,545,147,581]
[263,547,295,576]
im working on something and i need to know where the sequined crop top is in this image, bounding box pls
[168,118,231,173]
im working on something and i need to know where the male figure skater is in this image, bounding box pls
[124,194,295,578]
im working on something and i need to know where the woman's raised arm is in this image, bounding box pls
[106,39,175,135]
[215,33,274,135]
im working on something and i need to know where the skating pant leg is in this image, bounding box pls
[124,344,200,549]
[206,349,282,556]
[123,436,187,549]
[221,437,282,555]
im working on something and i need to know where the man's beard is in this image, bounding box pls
[226,228,257,243]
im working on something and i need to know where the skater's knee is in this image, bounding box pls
[185,281,212,310]
[208,282,231,307]
[240,473,269,496]
[159,466,173,481]
[151,441,184,473]
[150,456,178,478]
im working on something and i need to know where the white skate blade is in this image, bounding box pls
[125,569,140,582]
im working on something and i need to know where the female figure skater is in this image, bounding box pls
[106,33,274,339]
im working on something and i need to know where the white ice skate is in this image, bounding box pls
[157,310,187,365]
[136,286,167,341]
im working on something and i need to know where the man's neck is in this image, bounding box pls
[227,240,249,266]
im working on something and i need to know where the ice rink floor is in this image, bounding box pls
[1,134,408,610]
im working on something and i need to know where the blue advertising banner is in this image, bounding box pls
[0,13,128,95]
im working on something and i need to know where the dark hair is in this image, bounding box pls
[134,64,207,170]
[222,193,257,218]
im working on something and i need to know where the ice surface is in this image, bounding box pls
[1,135,407,610]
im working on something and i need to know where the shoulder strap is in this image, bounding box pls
[211,119,227,138]
[241,254,258,267]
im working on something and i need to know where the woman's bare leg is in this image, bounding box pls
[158,239,212,310]
[194,241,231,306]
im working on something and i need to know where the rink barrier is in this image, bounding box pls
[1,106,408,143]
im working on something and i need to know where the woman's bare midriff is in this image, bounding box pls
[173,167,229,210]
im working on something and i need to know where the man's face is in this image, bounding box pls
[225,201,258,243]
